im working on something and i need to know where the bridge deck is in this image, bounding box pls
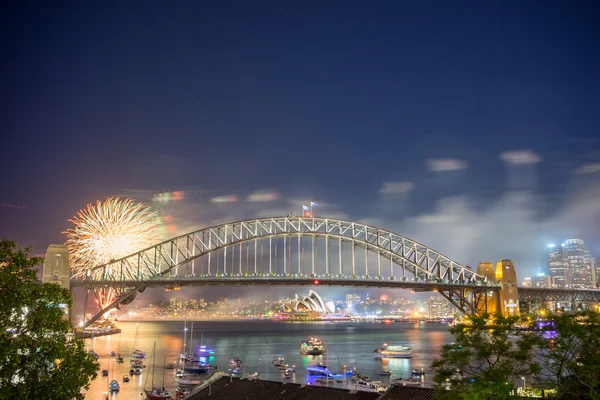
[71,277,500,291]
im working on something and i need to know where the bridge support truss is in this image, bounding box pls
[73,217,496,327]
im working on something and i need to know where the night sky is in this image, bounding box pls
[2,1,600,300]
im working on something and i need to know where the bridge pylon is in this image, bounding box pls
[42,245,76,325]
[475,260,520,316]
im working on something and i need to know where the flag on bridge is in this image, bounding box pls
[310,202,318,207]
[302,205,312,217]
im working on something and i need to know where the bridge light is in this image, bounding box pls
[314,280,319,285]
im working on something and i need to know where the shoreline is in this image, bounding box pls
[75,328,122,339]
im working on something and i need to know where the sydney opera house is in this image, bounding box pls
[282,290,336,318]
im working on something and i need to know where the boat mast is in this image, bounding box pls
[151,341,156,389]
[183,320,187,356]
[189,322,194,356]
[132,323,139,353]
[162,354,166,389]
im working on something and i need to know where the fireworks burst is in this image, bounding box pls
[65,197,164,309]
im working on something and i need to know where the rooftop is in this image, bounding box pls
[188,375,437,400]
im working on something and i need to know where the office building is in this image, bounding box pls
[564,239,595,289]
[548,244,568,288]
[532,273,552,288]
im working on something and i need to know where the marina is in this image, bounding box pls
[83,320,450,399]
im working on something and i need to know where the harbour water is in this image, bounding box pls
[84,320,453,399]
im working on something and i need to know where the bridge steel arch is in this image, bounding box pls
[76,216,493,326]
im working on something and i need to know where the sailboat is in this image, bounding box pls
[108,359,120,392]
[144,342,172,400]
[132,324,146,359]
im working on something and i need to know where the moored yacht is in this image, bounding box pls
[109,379,120,392]
[300,337,326,355]
[174,372,201,385]
[306,363,330,375]
[373,343,413,358]
[132,349,147,359]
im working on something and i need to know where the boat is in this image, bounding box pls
[183,364,209,374]
[373,343,413,358]
[131,358,144,368]
[116,355,124,363]
[122,375,130,383]
[110,351,117,356]
[109,379,120,392]
[379,371,392,376]
[248,372,260,380]
[174,372,201,385]
[315,377,334,383]
[300,337,326,355]
[145,387,172,400]
[133,349,147,359]
[197,342,215,357]
[228,367,241,374]
[180,321,198,363]
[175,387,190,398]
[411,369,425,378]
[281,372,291,379]
[129,367,142,375]
[306,363,330,375]
[272,357,286,367]
[131,324,146,360]
[144,343,172,400]
[285,366,296,373]
[228,358,242,368]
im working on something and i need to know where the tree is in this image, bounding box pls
[431,313,541,400]
[536,311,600,400]
[0,239,98,400]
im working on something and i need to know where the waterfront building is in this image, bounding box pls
[532,273,552,288]
[522,277,532,287]
[283,290,335,317]
[345,293,361,306]
[426,296,451,318]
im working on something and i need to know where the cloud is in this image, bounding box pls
[500,150,542,165]
[210,195,239,203]
[379,182,415,194]
[427,159,468,172]
[573,163,600,175]
[376,182,600,278]
[246,189,279,202]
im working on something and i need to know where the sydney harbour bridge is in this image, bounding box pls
[42,216,600,328]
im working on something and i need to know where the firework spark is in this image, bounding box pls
[65,197,164,309]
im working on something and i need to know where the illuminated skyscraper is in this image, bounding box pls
[563,239,595,289]
[548,244,567,288]
[548,240,595,289]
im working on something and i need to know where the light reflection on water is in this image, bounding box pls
[84,321,452,399]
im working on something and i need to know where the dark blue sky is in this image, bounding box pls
[2,1,600,287]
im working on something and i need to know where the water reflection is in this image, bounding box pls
[83,321,452,398]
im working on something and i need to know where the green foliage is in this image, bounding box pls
[0,239,98,400]
[431,313,541,400]
[536,311,600,400]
